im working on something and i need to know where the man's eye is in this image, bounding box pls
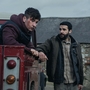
[59,28,61,30]
[63,29,66,31]
[36,21,38,24]
[31,19,35,22]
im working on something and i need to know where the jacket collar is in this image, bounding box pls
[56,34,78,48]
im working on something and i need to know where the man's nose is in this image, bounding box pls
[60,30,64,33]
[33,22,37,27]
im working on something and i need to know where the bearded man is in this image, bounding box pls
[37,21,83,90]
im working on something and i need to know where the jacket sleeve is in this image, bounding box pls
[3,26,34,53]
[77,43,83,85]
[37,38,52,55]
[3,26,24,45]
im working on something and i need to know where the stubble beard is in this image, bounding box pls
[60,33,69,40]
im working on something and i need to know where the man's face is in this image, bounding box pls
[23,16,39,31]
[59,25,72,40]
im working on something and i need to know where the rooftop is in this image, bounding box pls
[36,17,90,43]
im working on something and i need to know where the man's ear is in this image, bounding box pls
[23,16,26,22]
[69,30,72,34]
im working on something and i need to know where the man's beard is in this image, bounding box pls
[59,33,69,40]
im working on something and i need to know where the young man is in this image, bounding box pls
[2,7,41,57]
[37,21,83,90]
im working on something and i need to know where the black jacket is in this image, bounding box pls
[37,34,83,85]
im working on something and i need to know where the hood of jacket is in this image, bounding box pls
[10,13,31,35]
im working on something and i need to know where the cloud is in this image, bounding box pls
[0,0,90,18]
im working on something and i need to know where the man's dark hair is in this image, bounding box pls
[25,7,41,21]
[60,21,72,30]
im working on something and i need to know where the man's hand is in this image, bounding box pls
[31,49,38,57]
[78,85,83,90]
[25,54,34,62]
[38,52,48,62]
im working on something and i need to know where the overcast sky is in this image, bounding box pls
[0,0,90,18]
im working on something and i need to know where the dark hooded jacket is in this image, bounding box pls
[37,34,83,85]
[2,14,36,51]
